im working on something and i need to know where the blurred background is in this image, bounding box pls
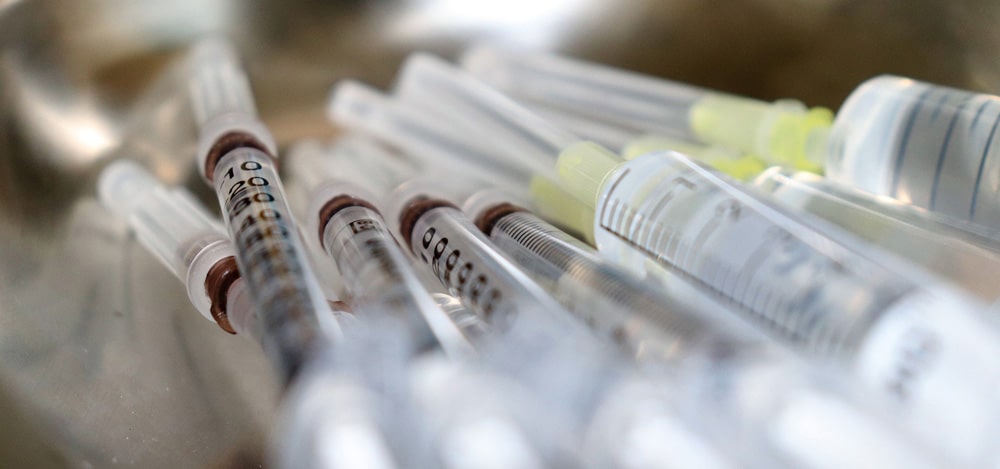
[0,0,998,466]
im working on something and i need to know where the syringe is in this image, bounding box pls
[389,53,1000,465]
[186,38,337,382]
[97,160,356,375]
[559,146,1000,466]
[753,167,1000,304]
[459,44,833,171]
[823,76,1000,231]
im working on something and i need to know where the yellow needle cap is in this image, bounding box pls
[556,141,622,209]
[689,94,832,172]
[623,135,766,181]
[530,176,596,245]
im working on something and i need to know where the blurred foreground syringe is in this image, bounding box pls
[366,52,1000,467]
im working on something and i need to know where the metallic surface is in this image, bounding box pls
[0,0,998,466]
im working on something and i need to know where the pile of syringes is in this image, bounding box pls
[97,37,1000,468]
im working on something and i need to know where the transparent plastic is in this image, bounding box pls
[477,206,764,357]
[754,167,1000,303]
[287,136,418,203]
[312,181,473,357]
[326,80,530,188]
[557,145,1000,466]
[825,75,1000,230]
[395,53,575,180]
[460,45,832,170]
[527,104,636,151]
[185,37,276,181]
[473,204,951,467]
[409,356,573,469]
[623,136,767,182]
[430,293,489,342]
[386,182,575,329]
[98,159,227,322]
[211,147,337,381]
[273,343,413,469]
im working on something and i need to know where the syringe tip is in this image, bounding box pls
[556,142,622,209]
[98,159,160,218]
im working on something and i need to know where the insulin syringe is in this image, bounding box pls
[753,167,1000,304]
[459,45,833,171]
[186,38,338,381]
[392,53,1000,466]
[97,160,355,376]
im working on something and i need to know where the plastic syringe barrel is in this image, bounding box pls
[98,159,229,324]
[187,37,339,382]
[211,147,335,382]
[394,53,577,178]
[753,167,1000,304]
